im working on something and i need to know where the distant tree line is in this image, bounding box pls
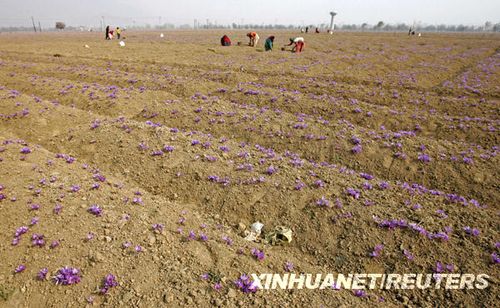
[1,21,500,32]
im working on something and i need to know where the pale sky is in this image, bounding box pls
[1,0,499,28]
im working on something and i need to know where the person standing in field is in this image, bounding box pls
[105,25,110,40]
[220,35,231,46]
[264,36,275,51]
[247,32,259,47]
[116,27,122,39]
[286,37,305,53]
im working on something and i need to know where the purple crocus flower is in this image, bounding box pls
[370,244,384,257]
[222,235,233,246]
[163,145,174,152]
[88,205,102,216]
[403,249,414,261]
[354,290,366,297]
[284,261,294,272]
[32,233,45,247]
[266,166,277,175]
[491,252,500,264]
[53,267,81,285]
[30,217,40,225]
[152,224,164,233]
[37,268,49,280]
[464,226,480,236]
[234,274,258,293]
[351,145,362,154]
[346,188,360,199]
[199,233,208,242]
[316,196,330,207]
[418,153,431,163]
[15,264,26,274]
[20,147,31,154]
[213,282,222,291]
[251,248,265,261]
[100,274,118,294]
[53,204,63,214]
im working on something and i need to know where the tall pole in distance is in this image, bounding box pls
[38,21,42,32]
[329,11,337,34]
[31,16,37,33]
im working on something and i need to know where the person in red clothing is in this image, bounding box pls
[285,37,305,53]
[221,35,231,46]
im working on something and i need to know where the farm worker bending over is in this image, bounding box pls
[286,37,305,53]
[221,35,231,46]
[264,36,275,51]
[247,32,259,47]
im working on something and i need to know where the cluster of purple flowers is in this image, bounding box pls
[53,267,81,285]
[463,226,480,236]
[234,274,259,293]
[100,274,118,294]
[12,226,29,246]
[152,224,164,233]
[266,166,277,175]
[20,147,32,154]
[370,244,384,257]
[251,248,265,261]
[32,233,45,247]
[346,188,360,199]
[316,196,330,207]
[88,205,102,216]
[418,153,431,163]
[37,268,49,280]
[14,264,26,274]
[351,144,362,154]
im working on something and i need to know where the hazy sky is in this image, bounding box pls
[1,0,499,27]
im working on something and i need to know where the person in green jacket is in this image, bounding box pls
[264,36,275,51]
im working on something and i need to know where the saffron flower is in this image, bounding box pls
[251,248,265,261]
[32,233,45,247]
[222,235,233,246]
[354,290,366,297]
[53,267,81,285]
[266,166,277,175]
[213,282,222,291]
[88,205,102,216]
[163,145,174,152]
[15,264,26,274]
[100,274,118,294]
[20,147,31,154]
[370,244,384,257]
[152,224,164,233]
[346,188,360,199]
[37,268,48,280]
[284,261,294,272]
[491,253,500,264]
[464,226,480,236]
[418,153,431,163]
[351,145,362,154]
[53,204,63,214]
[234,274,258,293]
[403,249,414,261]
[316,196,330,207]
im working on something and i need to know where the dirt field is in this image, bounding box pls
[0,30,498,307]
